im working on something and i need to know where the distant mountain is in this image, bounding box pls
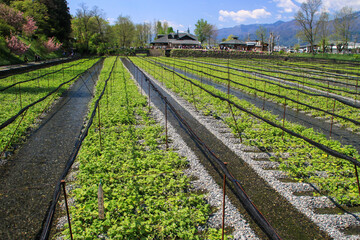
[217,11,360,47]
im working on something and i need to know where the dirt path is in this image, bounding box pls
[0,61,102,239]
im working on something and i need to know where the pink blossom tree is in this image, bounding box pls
[0,4,38,55]
[22,16,38,36]
[0,4,25,32]
[5,34,31,55]
[44,37,62,52]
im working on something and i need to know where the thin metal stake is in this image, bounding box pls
[165,97,168,150]
[98,103,102,150]
[61,180,73,240]
[263,80,266,110]
[19,83,22,109]
[282,98,286,139]
[355,164,360,198]
[355,78,358,104]
[190,82,197,111]
[330,99,336,137]
[227,58,230,97]
[222,162,228,240]
[148,79,151,113]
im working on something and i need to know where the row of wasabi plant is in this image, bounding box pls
[0,58,100,154]
[60,57,228,239]
[153,57,360,133]
[131,56,360,206]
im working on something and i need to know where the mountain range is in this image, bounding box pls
[216,11,360,47]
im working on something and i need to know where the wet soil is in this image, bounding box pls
[123,58,331,239]
[0,61,102,239]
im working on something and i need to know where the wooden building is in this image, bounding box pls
[151,32,201,49]
[220,37,268,52]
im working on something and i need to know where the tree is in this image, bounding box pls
[194,19,213,44]
[43,36,62,52]
[294,0,322,53]
[268,32,276,53]
[155,20,164,35]
[225,34,235,41]
[256,25,267,51]
[334,6,355,53]
[318,11,330,53]
[134,22,151,47]
[167,26,174,34]
[207,24,217,47]
[39,0,71,43]
[0,3,35,55]
[10,0,47,36]
[114,15,135,48]
[72,3,94,52]
[91,6,106,42]
[5,33,31,55]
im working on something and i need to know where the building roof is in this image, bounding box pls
[151,32,201,45]
[220,37,245,45]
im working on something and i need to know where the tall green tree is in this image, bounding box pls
[72,3,94,52]
[194,19,213,44]
[134,22,151,47]
[114,15,135,48]
[294,0,322,53]
[10,0,48,36]
[318,11,330,53]
[39,0,71,43]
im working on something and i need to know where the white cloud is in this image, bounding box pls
[274,0,299,13]
[219,9,272,23]
[293,0,360,11]
[159,19,185,31]
[322,0,360,11]
[106,18,116,25]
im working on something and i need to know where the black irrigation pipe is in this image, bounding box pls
[178,57,359,96]
[0,59,103,131]
[180,58,360,96]
[40,57,116,240]
[229,58,360,85]
[248,58,360,81]
[128,57,282,240]
[150,58,360,127]
[0,57,81,79]
[143,57,360,168]
[0,59,91,92]
[233,62,359,89]
[156,57,360,109]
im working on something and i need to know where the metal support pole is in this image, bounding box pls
[222,162,228,240]
[190,83,197,111]
[148,79,151,113]
[282,98,286,139]
[18,82,22,109]
[98,103,102,150]
[61,180,73,240]
[165,97,168,150]
[330,99,336,137]
[354,164,360,198]
[263,80,266,110]
[355,78,358,104]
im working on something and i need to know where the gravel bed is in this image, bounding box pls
[140,66,360,239]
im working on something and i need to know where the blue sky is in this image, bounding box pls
[67,0,360,32]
